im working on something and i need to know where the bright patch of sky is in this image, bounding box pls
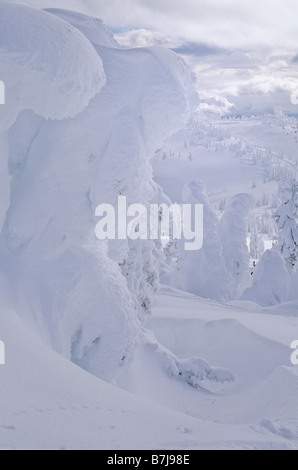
[3,0,298,115]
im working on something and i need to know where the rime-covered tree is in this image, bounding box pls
[275,181,298,272]
[163,180,232,302]
[250,224,265,260]
[250,226,258,259]
[220,194,253,299]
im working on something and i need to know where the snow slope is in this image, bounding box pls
[1,289,297,450]
[119,287,298,449]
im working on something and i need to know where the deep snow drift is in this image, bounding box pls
[1,288,297,450]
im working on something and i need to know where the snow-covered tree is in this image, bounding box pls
[241,250,291,306]
[274,181,298,272]
[0,4,201,383]
[220,194,253,299]
[258,235,265,259]
[163,180,232,302]
[219,198,226,212]
[250,224,265,260]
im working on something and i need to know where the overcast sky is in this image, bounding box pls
[3,0,298,115]
[4,0,298,50]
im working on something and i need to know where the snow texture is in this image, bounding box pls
[241,249,291,306]
[0,5,198,381]
[0,2,297,451]
[0,4,106,130]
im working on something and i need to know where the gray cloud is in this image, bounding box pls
[171,43,225,57]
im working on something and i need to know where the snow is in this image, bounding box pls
[241,250,291,306]
[0,3,106,130]
[0,5,198,383]
[275,181,298,272]
[0,2,298,451]
[163,180,232,301]
[44,8,120,48]
[1,289,297,450]
[219,193,253,298]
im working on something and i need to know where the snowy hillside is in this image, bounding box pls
[0,1,297,451]
[1,288,297,450]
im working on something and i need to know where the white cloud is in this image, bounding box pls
[189,50,298,115]
[4,0,298,51]
[115,29,176,49]
[3,0,298,115]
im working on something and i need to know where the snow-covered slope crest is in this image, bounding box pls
[46,8,199,155]
[0,3,106,130]
[44,8,120,48]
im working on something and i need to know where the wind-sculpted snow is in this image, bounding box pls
[44,8,120,48]
[0,4,106,131]
[2,296,296,450]
[0,6,198,381]
[241,250,291,306]
[47,8,198,153]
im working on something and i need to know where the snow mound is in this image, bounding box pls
[1,300,290,450]
[143,328,234,392]
[44,8,120,48]
[0,4,106,130]
[241,249,291,306]
[255,367,298,436]
[261,301,298,317]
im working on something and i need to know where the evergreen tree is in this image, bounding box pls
[274,181,298,272]
[220,194,253,299]
[250,225,259,259]
[258,235,265,259]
